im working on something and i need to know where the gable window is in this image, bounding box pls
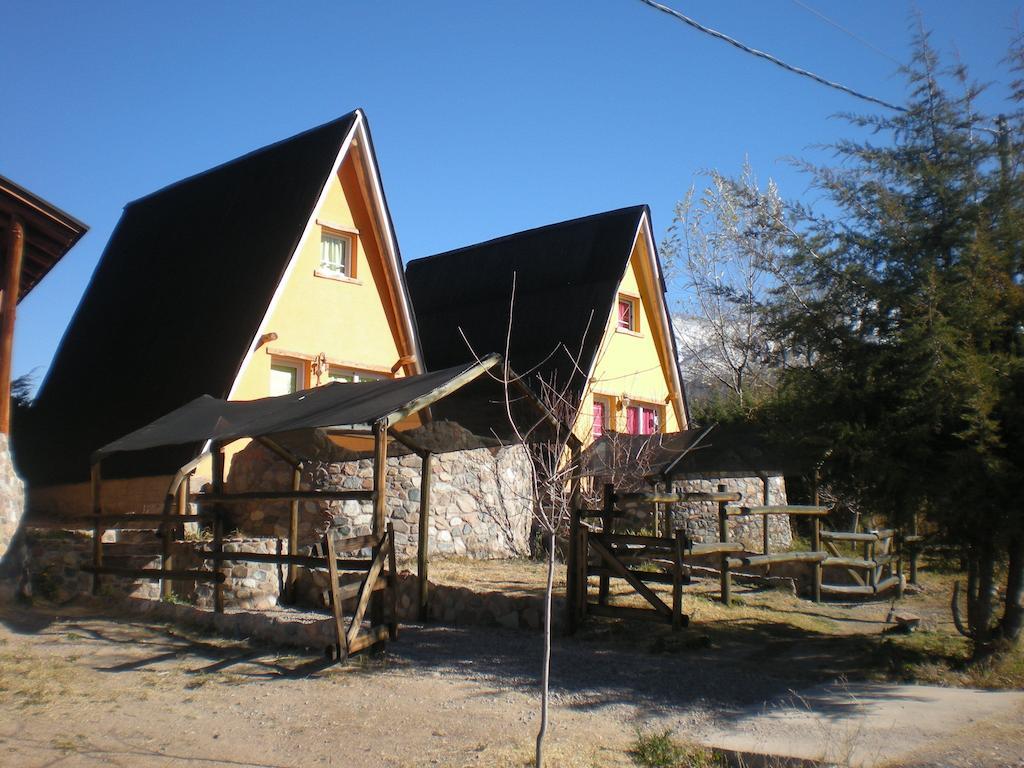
[617,295,638,333]
[625,404,660,435]
[319,231,353,277]
[327,367,383,384]
[270,360,302,396]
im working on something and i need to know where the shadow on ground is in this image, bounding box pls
[0,596,943,730]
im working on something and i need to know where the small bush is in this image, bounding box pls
[630,729,726,768]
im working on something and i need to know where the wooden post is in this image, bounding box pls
[895,532,905,598]
[211,443,225,614]
[812,515,822,603]
[672,529,685,630]
[417,451,432,622]
[566,506,580,634]
[386,521,398,640]
[371,422,389,628]
[599,483,614,606]
[324,531,347,662]
[718,483,731,606]
[0,217,25,434]
[577,524,589,625]
[286,463,301,603]
[90,463,103,595]
[761,475,770,556]
[160,516,173,600]
[909,513,919,585]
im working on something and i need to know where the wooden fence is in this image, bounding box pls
[567,483,908,631]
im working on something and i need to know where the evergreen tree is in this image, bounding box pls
[766,28,1024,654]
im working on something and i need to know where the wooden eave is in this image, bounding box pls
[0,175,88,301]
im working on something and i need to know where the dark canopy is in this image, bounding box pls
[94,356,551,465]
[581,424,816,480]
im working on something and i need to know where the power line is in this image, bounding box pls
[635,0,907,112]
[790,0,901,66]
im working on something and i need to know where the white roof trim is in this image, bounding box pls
[348,110,423,374]
[224,113,423,414]
[223,121,359,404]
[636,210,688,429]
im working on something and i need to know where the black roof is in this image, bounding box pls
[406,206,652,411]
[19,112,361,484]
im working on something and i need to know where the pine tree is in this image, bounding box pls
[767,27,1024,654]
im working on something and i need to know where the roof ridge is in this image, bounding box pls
[125,110,361,208]
[408,204,649,268]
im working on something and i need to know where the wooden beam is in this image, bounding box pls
[584,603,669,623]
[382,353,501,427]
[598,484,614,606]
[687,541,744,556]
[0,216,24,433]
[386,522,398,641]
[726,505,831,516]
[371,423,388,631]
[589,537,672,618]
[324,532,348,663]
[82,565,225,583]
[208,550,371,570]
[211,443,225,614]
[91,462,102,595]
[191,490,374,504]
[821,531,880,543]
[812,515,822,603]
[417,451,432,622]
[741,551,828,566]
[287,464,301,603]
[718,484,731,606]
[615,489,742,508]
[346,539,389,649]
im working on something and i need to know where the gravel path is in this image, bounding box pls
[1,601,1021,767]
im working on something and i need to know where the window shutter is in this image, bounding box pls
[593,401,605,438]
[626,406,639,435]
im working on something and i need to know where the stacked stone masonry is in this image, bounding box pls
[671,472,791,552]
[0,436,25,563]
[225,441,534,561]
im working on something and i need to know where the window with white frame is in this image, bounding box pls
[327,367,383,384]
[625,403,660,435]
[319,231,353,277]
[269,360,302,396]
[617,295,639,332]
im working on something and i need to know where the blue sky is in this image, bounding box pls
[3,1,1020,389]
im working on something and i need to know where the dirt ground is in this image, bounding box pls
[1,564,1022,767]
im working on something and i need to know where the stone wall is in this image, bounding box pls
[193,538,283,611]
[27,474,175,520]
[671,472,792,551]
[225,442,533,561]
[0,435,25,563]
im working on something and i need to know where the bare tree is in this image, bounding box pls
[460,274,588,768]
[662,161,792,409]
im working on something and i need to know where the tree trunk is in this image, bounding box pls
[971,544,998,657]
[1000,534,1024,644]
[535,529,555,768]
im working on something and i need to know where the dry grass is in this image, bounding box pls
[0,646,80,708]
[428,556,1024,690]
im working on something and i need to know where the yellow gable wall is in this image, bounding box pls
[573,230,682,444]
[223,150,407,470]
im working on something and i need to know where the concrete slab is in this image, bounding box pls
[696,681,1024,767]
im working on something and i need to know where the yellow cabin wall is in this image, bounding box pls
[222,150,408,472]
[572,231,683,445]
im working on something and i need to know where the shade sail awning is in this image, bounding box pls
[93,355,517,463]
